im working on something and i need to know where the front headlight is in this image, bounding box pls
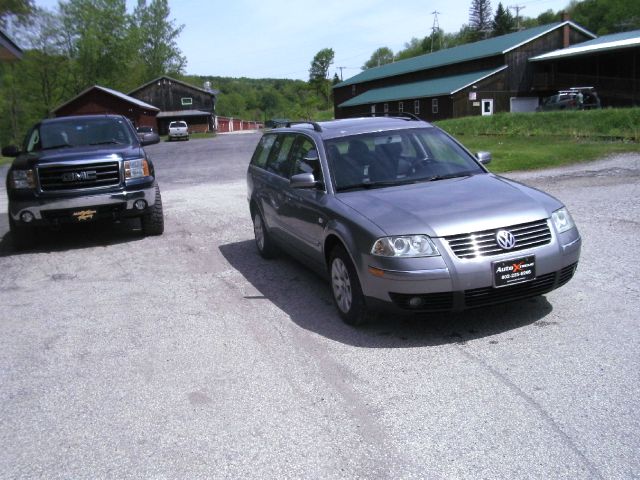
[124,158,150,179]
[9,169,35,189]
[552,207,576,234]
[371,235,440,257]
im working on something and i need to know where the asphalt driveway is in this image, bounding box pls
[0,134,638,479]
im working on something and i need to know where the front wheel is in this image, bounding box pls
[330,245,368,326]
[9,215,37,250]
[141,185,164,236]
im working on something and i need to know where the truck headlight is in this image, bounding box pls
[9,169,35,189]
[124,158,150,179]
[371,235,440,257]
[552,207,575,234]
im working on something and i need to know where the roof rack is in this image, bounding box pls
[284,121,323,132]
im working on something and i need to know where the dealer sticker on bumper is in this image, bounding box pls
[493,256,536,287]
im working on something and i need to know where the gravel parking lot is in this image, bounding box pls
[1,133,639,479]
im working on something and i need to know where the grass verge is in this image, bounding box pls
[436,108,640,172]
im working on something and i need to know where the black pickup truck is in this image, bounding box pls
[2,114,164,248]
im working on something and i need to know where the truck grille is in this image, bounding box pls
[444,219,552,259]
[38,161,121,192]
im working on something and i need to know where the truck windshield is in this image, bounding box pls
[26,118,134,152]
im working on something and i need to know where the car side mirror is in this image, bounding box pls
[2,145,20,157]
[476,151,492,165]
[290,172,318,189]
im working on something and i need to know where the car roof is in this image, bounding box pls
[272,116,434,140]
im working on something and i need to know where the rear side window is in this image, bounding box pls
[265,134,296,177]
[251,134,277,168]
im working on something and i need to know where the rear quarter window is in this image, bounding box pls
[251,134,277,168]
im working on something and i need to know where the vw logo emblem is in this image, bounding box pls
[496,230,516,250]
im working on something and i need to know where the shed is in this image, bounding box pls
[52,85,160,129]
[129,76,219,134]
[530,29,640,107]
[0,29,22,62]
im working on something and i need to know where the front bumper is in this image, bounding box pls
[8,185,157,226]
[359,229,582,312]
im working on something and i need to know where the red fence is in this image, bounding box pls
[215,116,264,133]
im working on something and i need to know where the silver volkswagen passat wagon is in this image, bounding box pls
[246,117,581,325]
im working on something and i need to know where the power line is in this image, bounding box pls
[509,5,526,30]
[431,11,442,53]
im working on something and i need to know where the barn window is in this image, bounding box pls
[399,102,404,113]
[432,98,439,114]
[181,97,193,106]
[414,100,420,115]
[371,105,376,115]
[383,103,389,114]
[352,85,356,96]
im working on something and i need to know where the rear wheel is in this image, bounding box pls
[141,185,164,236]
[253,210,277,258]
[330,245,368,326]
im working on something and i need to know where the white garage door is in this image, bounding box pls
[510,97,539,113]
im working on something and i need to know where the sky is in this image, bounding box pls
[34,0,573,81]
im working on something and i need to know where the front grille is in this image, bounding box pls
[389,262,577,312]
[464,262,578,309]
[444,219,552,259]
[38,161,121,192]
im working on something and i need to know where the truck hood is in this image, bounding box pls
[11,144,144,169]
[336,173,562,237]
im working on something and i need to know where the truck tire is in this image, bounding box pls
[141,185,164,236]
[9,215,37,250]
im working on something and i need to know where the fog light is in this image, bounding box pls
[20,211,35,223]
[134,199,147,210]
[408,297,424,308]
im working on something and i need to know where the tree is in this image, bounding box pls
[308,47,334,106]
[492,2,515,36]
[395,38,426,61]
[132,0,186,80]
[0,0,33,27]
[59,0,135,92]
[469,0,493,40]
[362,47,394,70]
[568,0,640,34]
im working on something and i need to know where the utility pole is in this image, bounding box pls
[509,5,526,30]
[337,66,346,81]
[431,11,442,52]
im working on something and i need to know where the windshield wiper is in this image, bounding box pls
[426,173,472,182]
[89,140,123,146]
[41,143,74,150]
[336,180,402,192]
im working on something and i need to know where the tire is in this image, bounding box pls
[329,245,368,326]
[9,215,37,250]
[141,185,164,236]
[252,210,277,259]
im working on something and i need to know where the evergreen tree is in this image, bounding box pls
[492,2,515,36]
[469,0,493,40]
[132,0,186,80]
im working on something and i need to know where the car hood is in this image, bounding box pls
[11,144,144,169]
[336,173,562,237]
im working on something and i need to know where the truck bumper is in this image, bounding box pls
[9,185,158,226]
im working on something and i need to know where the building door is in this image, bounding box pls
[481,99,494,116]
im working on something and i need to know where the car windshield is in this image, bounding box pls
[26,117,134,152]
[325,127,485,192]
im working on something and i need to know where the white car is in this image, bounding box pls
[168,121,189,141]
